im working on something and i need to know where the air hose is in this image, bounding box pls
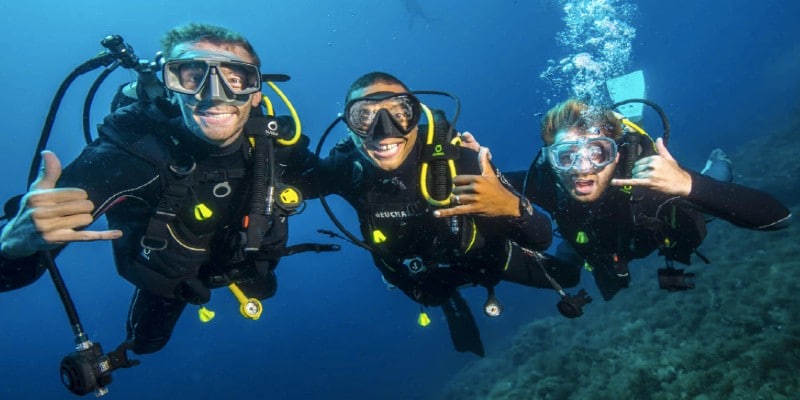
[611,98,670,146]
[24,34,153,397]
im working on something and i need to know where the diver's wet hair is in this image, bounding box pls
[161,22,261,67]
[540,99,622,145]
[345,71,411,102]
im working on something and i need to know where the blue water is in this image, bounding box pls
[0,1,797,399]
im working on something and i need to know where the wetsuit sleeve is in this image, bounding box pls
[279,134,328,199]
[293,154,339,199]
[504,170,527,193]
[1,131,160,291]
[515,149,557,213]
[456,147,552,251]
[58,139,161,211]
[0,247,48,292]
[501,197,553,250]
[492,163,552,251]
[293,140,356,199]
[686,171,792,230]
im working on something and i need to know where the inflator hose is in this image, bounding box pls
[611,98,670,146]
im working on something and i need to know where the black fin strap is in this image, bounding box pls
[284,243,341,256]
[693,249,710,264]
[107,340,140,370]
[254,242,341,258]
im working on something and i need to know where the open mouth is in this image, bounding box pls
[572,177,596,195]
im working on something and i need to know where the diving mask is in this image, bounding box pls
[163,55,261,105]
[547,136,618,173]
[344,92,421,138]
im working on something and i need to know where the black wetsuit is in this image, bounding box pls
[512,149,792,300]
[0,101,318,354]
[301,132,554,356]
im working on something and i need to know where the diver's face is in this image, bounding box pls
[348,82,418,171]
[171,41,261,147]
[551,129,619,203]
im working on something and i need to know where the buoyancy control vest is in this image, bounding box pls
[97,99,305,304]
[324,126,505,306]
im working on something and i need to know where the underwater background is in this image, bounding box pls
[0,0,797,399]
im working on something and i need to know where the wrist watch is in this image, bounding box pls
[518,196,534,218]
[508,196,534,227]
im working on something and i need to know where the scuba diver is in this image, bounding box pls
[436,98,792,308]
[0,23,333,395]
[300,72,561,357]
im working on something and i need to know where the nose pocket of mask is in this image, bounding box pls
[366,108,405,140]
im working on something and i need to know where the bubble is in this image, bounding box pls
[540,0,638,106]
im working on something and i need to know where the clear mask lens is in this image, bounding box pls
[344,93,421,137]
[163,58,261,96]
[548,137,617,172]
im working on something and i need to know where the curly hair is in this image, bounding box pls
[540,99,622,145]
[160,22,261,67]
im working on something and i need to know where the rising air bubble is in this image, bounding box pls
[541,0,637,105]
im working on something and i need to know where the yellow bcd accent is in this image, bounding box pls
[280,187,300,204]
[194,203,213,221]
[198,307,216,323]
[583,261,593,272]
[576,231,588,244]
[372,230,387,244]
[229,283,263,320]
[418,312,431,327]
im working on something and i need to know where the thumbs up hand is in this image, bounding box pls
[0,151,122,258]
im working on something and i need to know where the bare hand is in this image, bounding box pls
[0,151,122,258]
[459,131,481,152]
[433,148,521,218]
[611,137,693,196]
